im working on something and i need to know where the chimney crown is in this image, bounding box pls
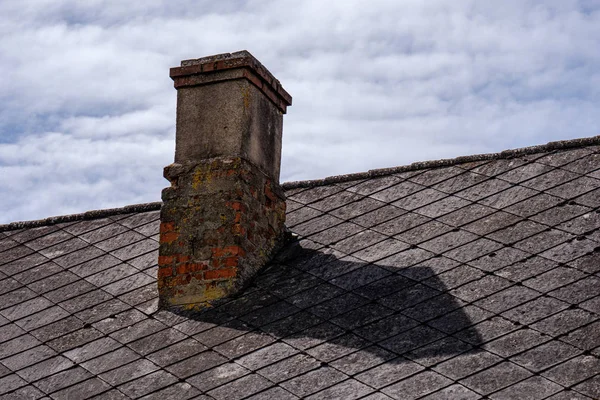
[170,50,292,113]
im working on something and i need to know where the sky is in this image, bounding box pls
[1,0,600,224]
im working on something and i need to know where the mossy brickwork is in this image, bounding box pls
[158,157,286,309]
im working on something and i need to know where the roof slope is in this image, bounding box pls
[1,138,600,399]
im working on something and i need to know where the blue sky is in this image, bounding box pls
[1,0,599,223]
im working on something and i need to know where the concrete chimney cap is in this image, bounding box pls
[170,50,292,113]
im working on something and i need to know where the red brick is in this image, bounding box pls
[158,255,175,266]
[160,231,179,244]
[158,267,173,278]
[222,257,239,268]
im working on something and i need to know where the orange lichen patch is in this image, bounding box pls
[229,201,245,211]
[160,222,176,233]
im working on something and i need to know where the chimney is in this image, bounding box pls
[158,51,292,309]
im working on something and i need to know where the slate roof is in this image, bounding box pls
[2,137,600,399]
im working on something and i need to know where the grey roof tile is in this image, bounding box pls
[146,338,207,367]
[257,353,320,383]
[186,362,250,392]
[467,246,529,272]
[0,374,28,395]
[138,382,201,400]
[496,161,553,183]
[15,355,74,382]
[305,378,373,400]
[287,185,344,205]
[36,237,89,260]
[350,204,407,229]
[355,357,424,389]
[560,320,600,350]
[214,331,275,359]
[305,333,370,362]
[449,275,512,302]
[0,322,26,343]
[478,185,539,209]
[79,345,142,374]
[404,336,473,366]
[573,374,600,399]
[501,295,570,326]
[489,376,561,400]
[19,229,72,251]
[427,305,492,335]
[279,365,347,398]
[46,326,104,353]
[460,360,533,395]
[329,345,395,376]
[370,181,425,203]
[545,392,594,400]
[381,370,453,400]
[433,349,502,380]
[454,177,512,202]
[164,350,227,378]
[461,210,523,236]
[345,175,403,196]
[562,152,600,175]
[474,285,539,314]
[0,287,38,311]
[454,316,519,346]
[63,336,121,364]
[207,373,273,400]
[1,344,57,371]
[0,296,53,321]
[0,334,42,359]
[9,258,57,284]
[99,358,160,386]
[33,366,93,394]
[495,255,560,282]
[420,384,482,400]
[117,369,178,399]
[50,377,112,399]
[76,298,133,324]
[68,253,122,278]
[483,327,549,358]
[520,167,580,191]
[392,188,447,211]
[14,305,70,331]
[282,321,345,351]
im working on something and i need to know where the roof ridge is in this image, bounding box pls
[0,202,162,232]
[281,135,600,189]
[2,135,598,232]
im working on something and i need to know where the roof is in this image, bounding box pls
[1,136,600,399]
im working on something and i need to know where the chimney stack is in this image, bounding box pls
[158,51,292,309]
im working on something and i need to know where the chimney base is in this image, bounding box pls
[158,157,286,309]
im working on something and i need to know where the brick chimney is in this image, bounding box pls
[158,51,292,309]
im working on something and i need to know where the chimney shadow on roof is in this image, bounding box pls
[176,243,484,366]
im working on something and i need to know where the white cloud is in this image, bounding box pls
[0,0,599,223]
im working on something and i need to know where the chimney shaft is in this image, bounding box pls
[158,51,292,309]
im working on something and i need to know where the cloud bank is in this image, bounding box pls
[1,0,599,223]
